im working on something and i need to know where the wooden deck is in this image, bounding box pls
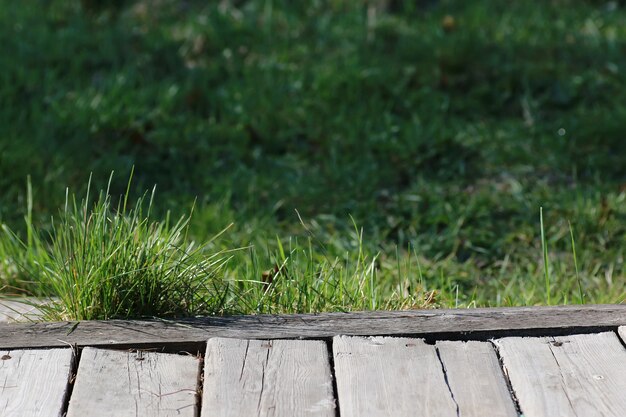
[0,304,624,416]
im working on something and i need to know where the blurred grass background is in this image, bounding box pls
[0,0,624,318]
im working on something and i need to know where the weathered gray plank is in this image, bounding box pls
[0,348,73,417]
[494,332,626,417]
[619,326,626,343]
[0,304,623,349]
[0,298,45,323]
[436,340,518,417]
[202,338,335,417]
[333,336,458,417]
[67,347,199,417]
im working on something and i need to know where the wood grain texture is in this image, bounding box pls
[333,335,458,417]
[436,341,518,417]
[202,338,335,417]
[494,332,626,417]
[0,298,45,323]
[0,348,73,417]
[0,304,623,349]
[67,347,199,417]
[619,326,626,343]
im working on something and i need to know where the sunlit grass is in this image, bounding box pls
[0,1,624,319]
[1,173,234,320]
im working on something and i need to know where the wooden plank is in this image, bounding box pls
[333,335,458,417]
[436,340,518,417]
[0,304,623,349]
[619,326,626,343]
[202,338,334,417]
[0,298,45,323]
[494,332,626,417]
[67,347,199,417]
[0,348,73,417]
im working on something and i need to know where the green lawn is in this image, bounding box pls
[0,0,624,320]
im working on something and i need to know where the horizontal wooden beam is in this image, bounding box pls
[0,304,624,350]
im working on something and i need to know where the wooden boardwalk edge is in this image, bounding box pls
[3,332,626,416]
[0,304,623,350]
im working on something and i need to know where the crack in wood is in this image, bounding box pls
[435,346,460,417]
[489,339,524,417]
[547,338,580,417]
[256,343,271,415]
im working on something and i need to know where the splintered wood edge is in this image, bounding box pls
[0,304,624,350]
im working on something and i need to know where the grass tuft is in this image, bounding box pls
[1,174,233,320]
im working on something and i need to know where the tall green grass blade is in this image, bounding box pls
[568,221,584,304]
[26,175,33,249]
[540,207,551,305]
